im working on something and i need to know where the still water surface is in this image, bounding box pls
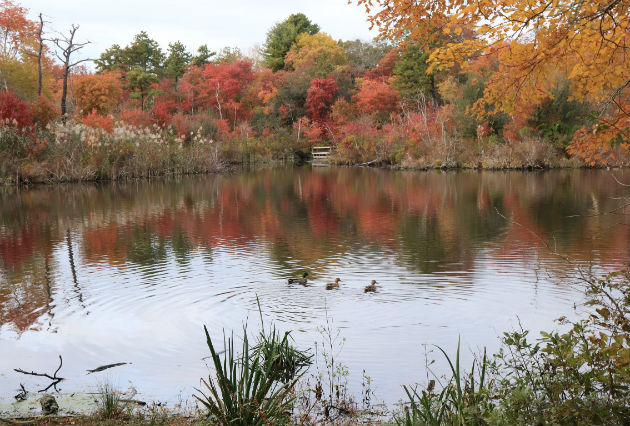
[0,168,628,404]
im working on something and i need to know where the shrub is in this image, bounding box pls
[192,111,219,140]
[172,112,193,141]
[195,321,311,425]
[81,109,114,133]
[29,96,58,127]
[400,269,630,425]
[0,89,33,131]
[151,99,178,128]
[118,108,153,129]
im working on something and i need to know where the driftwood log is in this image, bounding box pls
[86,362,128,374]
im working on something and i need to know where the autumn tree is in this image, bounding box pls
[202,60,254,126]
[354,78,400,123]
[355,0,630,163]
[284,32,347,78]
[178,65,205,113]
[363,48,399,81]
[305,77,337,123]
[0,0,35,59]
[262,13,320,71]
[73,71,122,116]
[0,0,40,98]
[0,88,32,130]
[96,32,164,109]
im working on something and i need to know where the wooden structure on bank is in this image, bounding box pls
[311,146,332,166]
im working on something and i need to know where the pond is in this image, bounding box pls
[0,167,628,406]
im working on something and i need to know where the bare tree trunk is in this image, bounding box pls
[215,82,222,120]
[36,13,44,97]
[61,65,69,118]
[53,25,91,121]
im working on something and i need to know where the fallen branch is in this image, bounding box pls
[86,362,128,374]
[120,398,147,406]
[14,355,64,393]
[14,384,27,401]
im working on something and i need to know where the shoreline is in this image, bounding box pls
[2,160,628,187]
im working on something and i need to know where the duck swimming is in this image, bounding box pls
[288,272,308,285]
[364,280,378,293]
[325,278,341,290]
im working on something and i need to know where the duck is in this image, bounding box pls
[325,278,341,290]
[288,272,309,285]
[364,280,378,293]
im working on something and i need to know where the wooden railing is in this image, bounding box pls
[311,146,332,165]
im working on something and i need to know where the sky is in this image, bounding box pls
[21,0,377,65]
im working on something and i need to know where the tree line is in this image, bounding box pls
[0,0,627,178]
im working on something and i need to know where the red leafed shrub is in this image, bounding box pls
[0,89,33,131]
[151,99,178,128]
[305,78,337,123]
[363,48,400,81]
[81,109,114,133]
[118,108,153,129]
[216,118,231,135]
[172,112,193,141]
[29,96,58,127]
[354,79,400,117]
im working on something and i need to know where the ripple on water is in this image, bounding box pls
[0,169,627,405]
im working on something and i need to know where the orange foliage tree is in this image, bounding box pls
[73,71,123,116]
[354,78,400,119]
[356,0,630,164]
[0,0,35,58]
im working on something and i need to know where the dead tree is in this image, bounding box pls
[35,14,45,97]
[24,14,48,97]
[52,25,90,119]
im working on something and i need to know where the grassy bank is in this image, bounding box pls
[329,132,628,170]
[0,120,307,185]
[2,119,626,186]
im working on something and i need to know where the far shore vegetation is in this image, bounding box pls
[0,0,628,184]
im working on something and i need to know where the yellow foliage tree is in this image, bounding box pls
[284,32,347,77]
[355,0,629,164]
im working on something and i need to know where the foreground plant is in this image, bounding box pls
[97,380,126,420]
[400,269,630,425]
[195,322,311,425]
[399,340,491,426]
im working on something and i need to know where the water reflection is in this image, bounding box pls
[0,168,628,402]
